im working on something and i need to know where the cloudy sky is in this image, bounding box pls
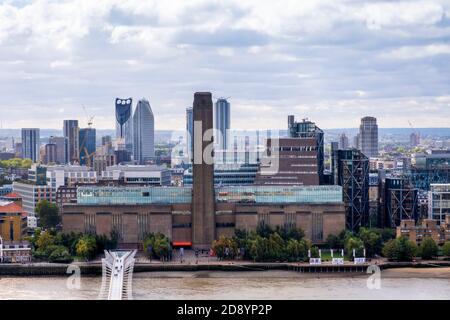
[0,0,450,130]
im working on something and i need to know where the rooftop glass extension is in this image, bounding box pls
[77,185,343,205]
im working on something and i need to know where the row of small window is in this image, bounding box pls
[172,223,236,228]
[272,146,318,152]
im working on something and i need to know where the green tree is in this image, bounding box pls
[212,236,239,260]
[267,233,286,261]
[371,228,396,243]
[344,236,365,259]
[358,228,383,258]
[35,200,60,229]
[143,233,171,260]
[326,234,340,249]
[382,236,418,261]
[310,246,320,258]
[396,236,418,261]
[0,158,32,169]
[442,242,450,258]
[256,223,273,238]
[382,239,396,260]
[275,226,305,241]
[36,230,55,251]
[95,231,119,254]
[249,236,270,262]
[48,246,73,263]
[419,237,438,260]
[75,235,97,260]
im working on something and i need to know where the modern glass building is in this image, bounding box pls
[77,186,192,205]
[214,98,231,151]
[21,128,40,162]
[428,184,450,224]
[76,185,342,205]
[115,98,133,154]
[184,163,259,186]
[359,116,378,158]
[63,120,79,164]
[133,98,155,164]
[215,185,343,204]
[186,107,193,161]
[79,128,96,166]
[48,136,67,164]
[407,152,450,190]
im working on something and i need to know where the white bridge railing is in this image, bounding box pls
[99,250,137,300]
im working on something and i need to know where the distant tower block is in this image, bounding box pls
[192,92,215,249]
[115,98,133,154]
[115,98,132,139]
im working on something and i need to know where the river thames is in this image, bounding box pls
[1,269,449,300]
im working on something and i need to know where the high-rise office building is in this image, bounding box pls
[49,136,67,164]
[186,107,194,161]
[102,135,112,147]
[133,98,155,164]
[21,128,40,162]
[115,98,133,154]
[214,98,230,151]
[101,135,113,154]
[192,92,215,249]
[44,143,57,164]
[255,116,324,185]
[410,132,420,147]
[359,116,378,157]
[14,142,22,158]
[339,133,349,149]
[63,120,79,164]
[353,133,360,149]
[79,128,96,167]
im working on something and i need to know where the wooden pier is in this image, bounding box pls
[289,264,369,273]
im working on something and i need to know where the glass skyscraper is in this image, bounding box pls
[21,128,40,162]
[63,120,79,164]
[79,128,96,166]
[133,98,155,164]
[49,136,67,164]
[359,116,378,158]
[186,107,193,161]
[115,98,133,154]
[214,98,230,151]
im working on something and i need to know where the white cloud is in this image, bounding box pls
[380,44,450,59]
[50,60,72,68]
[360,1,444,30]
[0,0,448,129]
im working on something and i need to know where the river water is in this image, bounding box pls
[1,269,449,300]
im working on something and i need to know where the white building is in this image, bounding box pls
[12,182,55,217]
[133,98,155,164]
[428,184,450,224]
[0,236,32,263]
[101,165,171,186]
[46,165,98,190]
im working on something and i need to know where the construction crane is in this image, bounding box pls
[82,104,95,128]
[79,104,96,167]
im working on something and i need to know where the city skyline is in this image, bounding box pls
[0,1,449,130]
